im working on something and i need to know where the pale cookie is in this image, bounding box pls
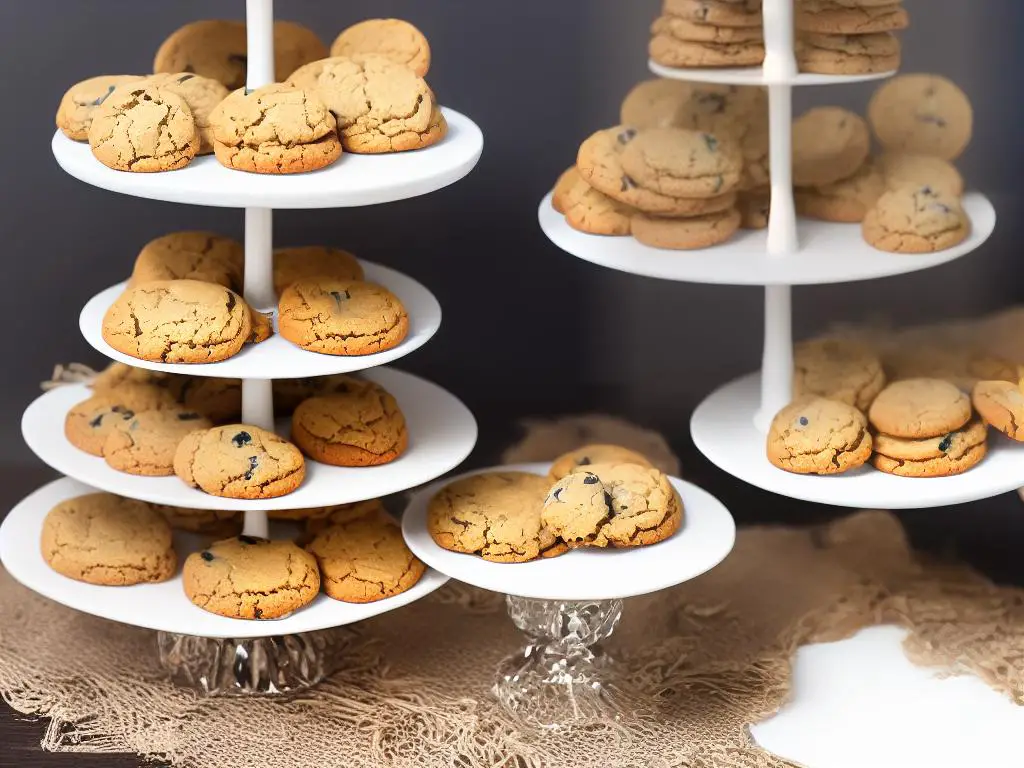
[210,84,341,174]
[278,279,409,356]
[619,79,694,129]
[291,380,408,466]
[153,505,241,537]
[793,337,885,411]
[65,384,179,456]
[862,185,970,253]
[174,425,306,499]
[541,471,612,548]
[875,152,964,197]
[306,513,425,603]
[288,54,442,154]
[767,397,872,474]
[560,170,637,236]
[651,15,763,43]
[796,3,909,33]
[102,279,252,364]
[796,32,900,74]
[620,127,743,198]
[56,75,146,141]
[141,73,229,155]
[41,493,176,585]
[868,378,971,439]
[868,74,973,161]
[272,374,367,416]
[673,84,767,140]
[650,36,765,68]
[273,246,364,296]
[301,498,388,532]
[738,188,770,229]
[329,18,431,78]
[795,162,885,223]
[103,409,213,476]
[631,207,741,250]
[183,535,320,619]
[428,472,562,562]
[168,376,242,423]
[663,0,763,27]
[972,381,1024,441]
[548,443,655,482]
[792,107,869,187]
[129,231,244,291]
[154,20,327,90]
[873,419,988,461]
[871,442,987,477]
[578,463,683,547]
[88,85,198,172]
[552,166,579,213]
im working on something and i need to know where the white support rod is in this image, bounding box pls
[766,84,797,257]
[245,0,275,91]
[761,0,797,83]
[243,207,275,311]
[754,285,794,433]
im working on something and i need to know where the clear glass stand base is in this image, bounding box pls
[493,596,628,730]
[157,630,352,696]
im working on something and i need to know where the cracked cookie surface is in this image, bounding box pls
[129,231,244,291]
[548,443,655,482]
[307,513,425,603]
[41,493,176,585]
[862,185,970,254]
[102,279,252,364]
[871,434,987,477]
[65,384,180,456]
[621,127,743,198]
[792,107,869,187]
[103,408,212,476]
[574,462,683,547]
[972,381,1024,441]
[793,337,886,410]
[278,279,409,356]
[273,246,364,296]
[868,74,973,161]
[56,75,146,141]
[329,18,431,78]
[142,73,229,155]
[183,536,320,619]
[88,85,199,172]
[873,418,987,462]
[291,378,408,466]
[173,424,306,499]
[541,471,613,548]
[767,397,872,474]
[868,378,972,439]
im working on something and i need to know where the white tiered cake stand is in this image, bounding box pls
[0,0,483,694]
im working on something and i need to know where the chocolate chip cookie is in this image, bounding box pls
[129,231,244,291]
[329,18,431,77]
[65,384,179,456]
[863,186,970,253]
[575,462,683,547]
[868,74,973,161]
[767,397,873,474]
[88,85,199,172]
[548,443,655,482]
[142,72,230,155]
[103,409,213,476]
[56,75,145,141]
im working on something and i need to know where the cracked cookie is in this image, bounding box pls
[88,85,199,172]
[767,397,872,474]
[428,472,561,563]
[621,127,743,198]
[972,380,1024,441]
[129,231,244,291]
[631,207,742,249]
[210,83,341,174]
[792,107,869,187]
[273,246,364,296]
[795,161,885,223]
[548,443,656,482]
[574,463,683,547]
[876,152,964,198]
[796,31,900,75]
[65,384,179,456]
[541,471,612,548]
[796,2,909,34]
[173,424,306,499]
[862,185,970,253]
[873,418,987,464]
[557,167,636,236]
[288,54,443,154]
[183,535,320,619]
[41,493,176,585]
[278,279,409,356]
[307,512,425,603]
[142,72,229,155]
[868,74,973,161]
[620,79,694,130]
[663,0,763,27]
[868,378,971,439]
[329,18,431,78]
[793,337,886,411]
[56,75,146,141]
[103,409,213,476]
[102,279,252,364]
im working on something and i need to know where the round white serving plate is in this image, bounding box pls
[649,61,895,87]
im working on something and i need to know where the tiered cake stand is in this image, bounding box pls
[0,0,484,694]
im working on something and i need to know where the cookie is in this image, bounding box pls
[55,75,146,141]
[875,152,965,197]
[868,74,973,161]
[91,361,173,391]
[168,376,242,423]
[141,73,229,155]
[174,425,306,499]
[291,380,408,466]
[862,185,970,253]
[306,513,425,603]
[619,79,694,129]
[102,280,252,364]
[88,85,198,172]
[873,418,988,461]
[620,128,743,198]
[153,505,242,536]
[183,535,320,619]
[65,384,179,456]
[288,54,443,154]
[795,161,885,223]
[796,31,900,75]
[793,337,886,411]
[650,36,765,68]
[273,246,364,296]
[766,397,872,474]
[548,443,655,482]
[630,207,741,249]
[541,470,612,547]
[738,188,770,229]
[672,84,767,140]
[154,20,327,91]
[972,381,1024,441]
[210,84,341,174]
[868,378,971,438]
[278,279,409,356]
[871,440,987,477]
[248,308,273,344]
[103,409,213,476]
[652,14,763,43]
[41,493,176,585]
[272,374,365,416]
[796,3,909,33]
[792,107,869,187]
[663,0,763,27]
[427,472,559,562]
[552,167,579,214]
[302,498,389,533]
[329,18,431,78]
[577,463,683,547]
[560,170,637,236]
[738,116,770,190]
[129,231,244,291]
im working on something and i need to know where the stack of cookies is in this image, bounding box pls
[795,0,908,75]
[428,444,683,562]
[649,0,764,70]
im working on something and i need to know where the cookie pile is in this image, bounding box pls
[649,0,765,70]
[55,17,445,174]
[428,444,683,562]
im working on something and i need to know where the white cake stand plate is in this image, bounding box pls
[751,625,1024,768]
[51,108,483,208]
[22,368,477,512]
[80,260,441,379]
[649,60,895,87]
[691,373,1024,509]
[0,476,449,639]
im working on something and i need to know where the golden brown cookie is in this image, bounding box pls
[619,79,693,129]
[652,14,763,43]
[649,36,765,68]
[153,504,242,536]
[65,384,180,456]
[91,361,173,391]
[302,499,388,533]
[576,463,683,547]
[278,279,410,356]
[862,186,970,254]
[796,2,909,33]
[795,161,885,223]
[103,409,213,476]
[273,246,364,296]
[55,75,146,141]
[271,374,365,415]
[141,72,229,155]
[868,74,973,161]
[792,107,870,187]
[767,397,872,474]
[329,18,431,77]
[129,231,244,291]
[972,380,1024,441]
[247,308,273,344]
[620,127,744,198]
[558,168,637,236]
[796,31,900,75]
[873,418,988,462]
[876,152,965,198]
[541,470,612,548]
[88,85,199,172]
[663,0,763,27]
[738,188,770,229]
[548,444,655,482]
[168,376,242,423]
[868,378,972,439]
[793,337,886,411]
[630,208,741,250]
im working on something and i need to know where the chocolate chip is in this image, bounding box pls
[621,175,637,191]
[200,551,214,562]
[703,133,718,152]
[238,535,261,545]
[604,491,615,512]
[799,417,809,426]
[177,412,203,421]
[578,457,591,466]
[88,414,104,428]
[713,175,724,193]
[617,128,638,145]
[329,290,350,306]
[582,474,599,485]
[225,292,236,313]
[551,487,563,502]
[254,607,263,619]
[938,435,953,452]
[232,431,252,448]
[176,74,195,84]
[91,85,116,107]
[244,455,259,480]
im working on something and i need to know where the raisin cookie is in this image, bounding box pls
[103,409,213,476]
[793,337,886,411]
[41,493,176,585]
[558,168,636,236]
[868,378,972,439]
[862,186,970,253]
[141,72,230,155]
[329,18,431,78]
[577,463,683,547]
[174,425,306,499]
[767,397,872,474]
[792,107,869,187]
[55,75,146,141]
[631,208,741,250]
[278,279,410,356]
[273,246,364,296]
[65,384,179,456]
[183,535,320,619]
[621,128,743,198]
[972,380,1024,441]
[548,443,655,482]
[88,85,199,172]
[541,470,612,548]
[868,74,973,161]
[129,231,244,291]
